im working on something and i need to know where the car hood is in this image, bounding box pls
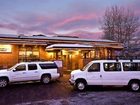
[0,69,8,73]
[71,69,82,75]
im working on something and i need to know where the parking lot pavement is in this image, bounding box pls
[0,75,140,105]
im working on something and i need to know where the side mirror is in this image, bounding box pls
[13,69,16,72]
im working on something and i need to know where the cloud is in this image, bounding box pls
[0,12,101,35]
[0,23,19,30]
[53,14,97,28]
[0,0,139,38]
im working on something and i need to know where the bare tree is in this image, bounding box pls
[101,6,139,48]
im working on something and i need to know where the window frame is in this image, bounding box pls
[39,63,58,70]
[88,63,100,72]
[123,62,140,71]
[103,62,121,72]
[28,64,38,71]
[14,64,26,72]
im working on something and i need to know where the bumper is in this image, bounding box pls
[52,73,60,80]
[69,79,75,85]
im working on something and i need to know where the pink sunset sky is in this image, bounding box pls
[0,0,139,39]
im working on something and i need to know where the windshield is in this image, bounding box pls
[81,61,92,71]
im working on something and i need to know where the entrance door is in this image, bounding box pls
[62,54,72,70]
[62,51,80,70]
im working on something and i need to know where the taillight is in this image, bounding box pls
[57,67,60,73]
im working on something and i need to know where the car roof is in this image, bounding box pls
[18,61,55,64]
[91,60,140,63]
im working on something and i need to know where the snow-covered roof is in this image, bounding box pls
[27,35,116,42]
[46,44,93,49]
[0,34,19,38]
[0,34,116,43]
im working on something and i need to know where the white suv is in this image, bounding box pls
[69,60,140,91]
[0,61,60,87]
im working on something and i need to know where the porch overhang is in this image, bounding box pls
[46,44,93,50]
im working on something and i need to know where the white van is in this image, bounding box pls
[69,60,140,91]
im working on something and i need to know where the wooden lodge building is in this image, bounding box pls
[0,34,123,72]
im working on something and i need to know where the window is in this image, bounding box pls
[39,63,58,69]
[15,64,26,71]
[18,46,39,62]
[28,64,37,70]
[123,62,140,71]
[88,63,100,72]
[104,63,121,72]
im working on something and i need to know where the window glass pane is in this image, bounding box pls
[104,63,121,71]
[28,64,37,70]
[15,64,26,71]
[137,63,140,71]
[39,63,58,69]
[123,63,131,71]
[88,63,100,72]
[123,62,140,71]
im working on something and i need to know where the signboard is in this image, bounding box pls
[0,45,12,52]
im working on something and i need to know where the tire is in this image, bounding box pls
[0,78,8,87]
[41,75,51,84]
[75,80,86,91]
[129,81,140,92]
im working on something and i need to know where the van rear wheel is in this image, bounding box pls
[75,81,86,91]
[129,81,140,92]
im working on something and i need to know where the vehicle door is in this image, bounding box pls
[26,63,40,80]
[9,64,29,82]
[86,63,102,85]
[102,62,123,85]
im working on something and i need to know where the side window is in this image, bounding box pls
[88,63,100,72]
[104,63,121,72]
[15,64,26,71]
[28,64,37,70]
[136,63,140,71]
[123,62,140,71]
[39,63,58,69]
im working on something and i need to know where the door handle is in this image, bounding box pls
[34,71,38,73]
[100,75,102,78]
[22,72,26,74]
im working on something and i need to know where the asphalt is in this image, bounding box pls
[0,75,140,105]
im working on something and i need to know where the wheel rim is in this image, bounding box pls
[43,77,50,84]
[0,80,7,87]
[131,83,139,91]
[77,82,85,90]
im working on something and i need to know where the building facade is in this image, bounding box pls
[0,34,123,72]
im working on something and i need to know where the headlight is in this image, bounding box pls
[71,74,74,80]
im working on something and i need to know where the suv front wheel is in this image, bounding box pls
[41,75,51,84]
[0,78,8,87]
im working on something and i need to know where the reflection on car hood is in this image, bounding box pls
[71,69,82,74]
[0,69,8,73]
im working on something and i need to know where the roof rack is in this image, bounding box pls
[115,56,140,60]
[56,35,79,38]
